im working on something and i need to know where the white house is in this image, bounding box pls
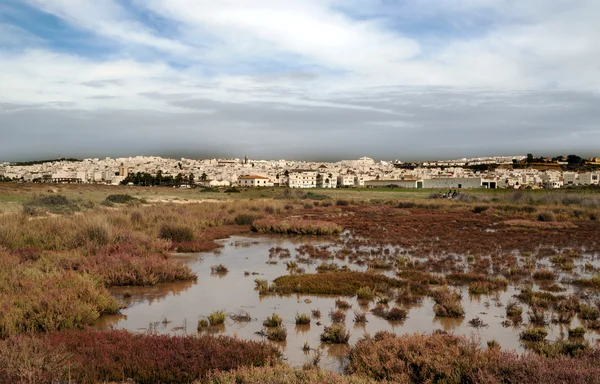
[288,170,317,188]
[199,179,230,188]
[238,175,274,187]
[337,175,355,188]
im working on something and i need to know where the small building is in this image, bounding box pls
[337,175,355,188]
[422,177,483,189]
[238,175,273,187]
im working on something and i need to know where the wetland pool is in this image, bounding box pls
[94,235,599,371]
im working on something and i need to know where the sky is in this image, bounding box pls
[1,0,599,161]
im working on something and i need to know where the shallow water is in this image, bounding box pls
[94,235,600,372]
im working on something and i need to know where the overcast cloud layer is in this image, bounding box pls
[1,0,599,161]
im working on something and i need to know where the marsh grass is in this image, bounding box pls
[431,287,465,318]
[263,314,283,328]
[295,313,311,325]
[0,330,281,384]
[252,218,342,235]
[520,327,548,342]
[568,326,586,338]
[329,309,347,324]
[320,324,350,344]
[23,195,80,215]
[208,311,226,326]
[266,326,287,342]
[271,272,400,295]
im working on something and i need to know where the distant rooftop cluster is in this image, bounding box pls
[1,155,599,190]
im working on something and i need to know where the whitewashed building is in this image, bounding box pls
[423,177,483,189]
[238,175,273,187]
[288,170,317,188]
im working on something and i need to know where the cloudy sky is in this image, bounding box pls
[1,0,599,161]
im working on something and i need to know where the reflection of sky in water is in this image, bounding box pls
[95,236,600,372]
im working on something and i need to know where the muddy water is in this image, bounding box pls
[94,235,599,372]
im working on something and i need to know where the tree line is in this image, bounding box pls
[120,171,208,186]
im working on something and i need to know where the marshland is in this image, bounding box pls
[2,183,600,383]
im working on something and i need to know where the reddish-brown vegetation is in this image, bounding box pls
[0,330,281,384]
[348,331,600,384]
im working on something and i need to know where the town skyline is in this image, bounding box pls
[1,151,597,164]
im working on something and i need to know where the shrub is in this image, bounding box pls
[271,272,401,296]
[197,318,209,330]
[354,311,367,323]
[266,326,287,342]
[569,326,586,338]
[506,301,523,317]
[579,304,600,321]
[224,187,241,193]
[537,212,556,222]
[335,299,352,309]
[533,269,556,280]
[347,331,600,383]
[79,248,196,286]
[0,330,281,384]
[383,307,408,321]
[105,194,137,204]
[431,288,465,318]
[206,365,380,384]
[158,223,195,242]
[251,218,342,235]
[317,262,339,273]
[295,313,311,325]
[520,327,548,342]
[211,264,229,274]
[23,195,79,215]
[208,311,226,326]
[357,287,376,300]
[336,199,350,207]
[330,309,347,323]
[234,213,260,225]
[397,201,416,209]
[320,324,350,344]
[528,305,548,326]
[263,314,283,328]
[0,256,120,338]
[472,205,489,214]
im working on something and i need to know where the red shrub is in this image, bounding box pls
[0,330,281,384]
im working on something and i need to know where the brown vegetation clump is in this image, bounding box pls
[251,218,342,235]
[431,288,465,318]
[0,250,120,338]
[271,272,401,295]
[371,305,408,322]
[347,331,600,383]
[205,365,381,384]
[320,324,350,344]
[330,309,347,324]
[0,330,281,384]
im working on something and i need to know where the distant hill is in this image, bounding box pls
[12,158,82,166]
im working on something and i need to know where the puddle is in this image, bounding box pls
[94,235,600,372]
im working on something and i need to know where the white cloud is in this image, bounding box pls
[1,0,600,160]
